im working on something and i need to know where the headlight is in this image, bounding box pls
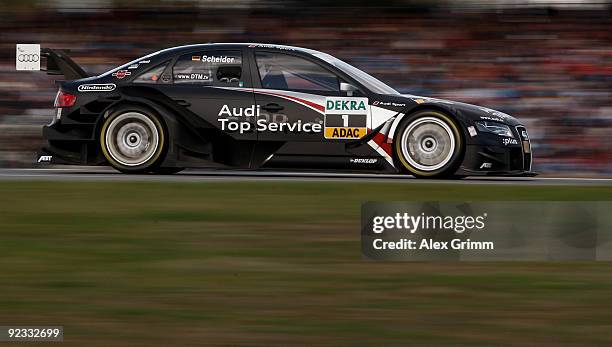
[475,121,514,138]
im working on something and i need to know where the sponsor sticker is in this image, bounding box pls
[502,138,518,146]
[174,73,210,81]
[16,44,40,71]
[37,155,52,163]
[77,83,116,92]
[112,70,131,79]
[252,44,295,51]
[324,127,367,139]
[479,107,511,120]
[351,158,378,164]
[219,105,259,118]
[201,55,235,64]
[216,104,322,134]
[324,97,369,139]
[467,126,477,137]
[127,64,139,69]
[374,101,406,107]
[326,97,368,115]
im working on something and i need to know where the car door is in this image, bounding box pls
[251,50,371,156]
[157,49,256,141]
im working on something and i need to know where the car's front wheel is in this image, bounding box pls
[394,110,464,178]
[100,106,167,174]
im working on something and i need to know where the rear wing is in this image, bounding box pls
[42,48,89,80]
[16,44,89,80]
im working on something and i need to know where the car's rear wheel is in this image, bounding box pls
[394,110,464,178]
[100,107,166,174]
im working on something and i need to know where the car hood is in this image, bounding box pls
[395,94,522,126]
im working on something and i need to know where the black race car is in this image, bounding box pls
[35,43,534,178]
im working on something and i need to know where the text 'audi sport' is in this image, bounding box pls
[22,43,534,178]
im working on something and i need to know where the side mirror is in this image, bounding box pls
[340,82,358,97]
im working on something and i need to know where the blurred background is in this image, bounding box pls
[1,0,610,175]
[1,3,612,345]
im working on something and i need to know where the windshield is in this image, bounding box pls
[313,52,399,95]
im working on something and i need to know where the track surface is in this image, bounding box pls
[0,168,610,185]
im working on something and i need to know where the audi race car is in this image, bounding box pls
[27,43,534,178]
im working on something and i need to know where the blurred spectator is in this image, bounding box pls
[0,1,610,174]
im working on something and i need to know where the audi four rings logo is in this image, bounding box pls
[17,54,39,62]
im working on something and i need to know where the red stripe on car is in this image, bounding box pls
[372,133,393,156]
[254,90,325,113]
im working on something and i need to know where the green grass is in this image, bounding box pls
[0,181,611,346]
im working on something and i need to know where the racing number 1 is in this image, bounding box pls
[342,114,349,127]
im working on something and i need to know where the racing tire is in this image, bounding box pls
[394,109,464,179]
[100,106,167,174]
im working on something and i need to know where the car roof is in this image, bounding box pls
[155,43,322,56]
